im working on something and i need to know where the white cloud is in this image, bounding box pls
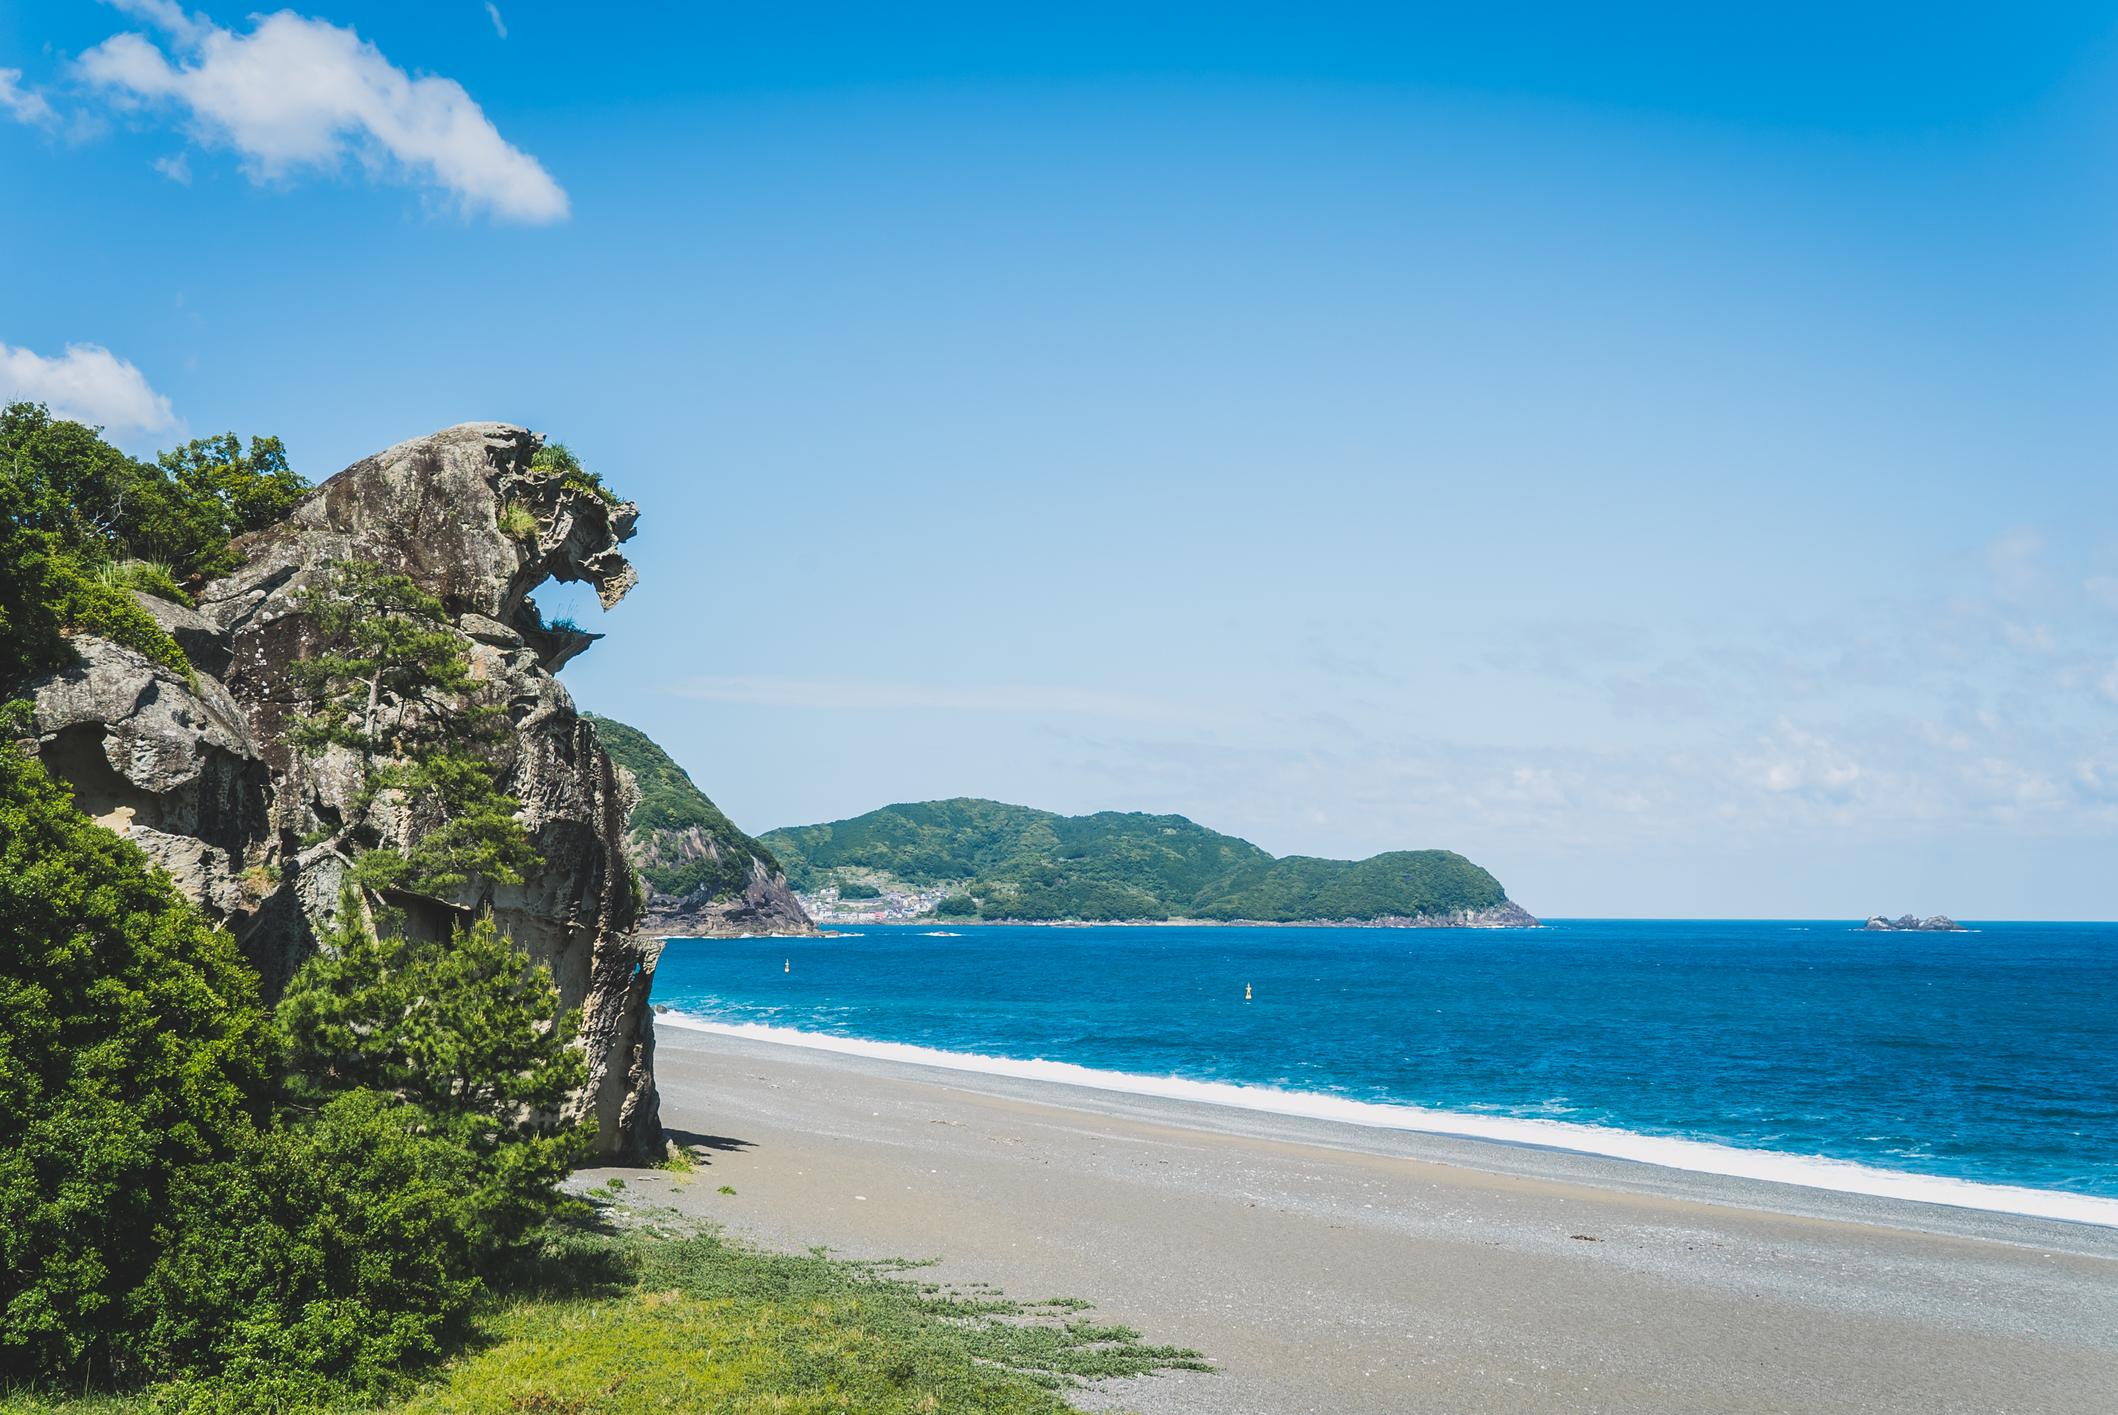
[484,3,508,40]
[0,341,180,438]
[153,150,191,183]
[0,68,56,127]
[78,7,567,223]
[103,0,209,46]
[669,674,1199,724]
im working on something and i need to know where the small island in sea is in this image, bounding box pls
[756,797,1537,927]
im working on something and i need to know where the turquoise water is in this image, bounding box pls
[650,919,2118,1202]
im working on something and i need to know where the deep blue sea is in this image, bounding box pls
[650,919,2118,1213]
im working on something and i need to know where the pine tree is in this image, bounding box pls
[292,560,537,904]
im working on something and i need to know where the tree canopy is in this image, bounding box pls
[0,403,309,690]
[0,713,275,1382]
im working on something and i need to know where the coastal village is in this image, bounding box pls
[797,881,955,924]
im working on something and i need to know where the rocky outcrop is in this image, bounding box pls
[24,423,665,1162]
[1341,901,1541,929]
[643,853,815,937]
[1864,914,1966,932]
[26,637,273,926]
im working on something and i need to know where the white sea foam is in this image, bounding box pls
[656,1014,2118,1229]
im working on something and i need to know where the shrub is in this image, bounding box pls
[136,1092,490,1402]
[1,404,305,693]
[837,880,881,899]
[0,721,274,1384]
[936,892,979,917]
[497,501,538,540]
[95,559,190,606]
[278,892,586,1172]
[529,441,620,506]
[50,565,194,680]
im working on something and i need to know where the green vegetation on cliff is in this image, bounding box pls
[761,798,1518,923]
[0,404,306,689]
[0,728,582,1403]
[586,714,779,903]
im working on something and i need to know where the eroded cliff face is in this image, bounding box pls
[24,422,664,1162]
[639,848,815,938]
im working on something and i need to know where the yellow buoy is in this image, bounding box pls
[1244,982,1253,1001]
[784,958,790,974]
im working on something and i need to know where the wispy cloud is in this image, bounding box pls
[484,3,508,40]
[77,4,567,223]
[667,674,1200,723]
[0,67,56,127]
[0,340,180,439]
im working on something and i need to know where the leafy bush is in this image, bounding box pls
[47,560,196,681]
[135,1092,490,1402]
[0,404,307,692]
[836,880,882,899]
[936,891,979,917]
[0,721,274,1384]
[1,718,582,1402]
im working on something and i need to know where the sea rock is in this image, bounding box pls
[1863,914,1966,932]
[28,423,665,1163]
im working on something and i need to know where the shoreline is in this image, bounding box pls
[626,1022,2118,1414]
[788,909,1542,930]
[656,1012,2118,1231]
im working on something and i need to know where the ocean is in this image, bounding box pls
[649,919,2118,1222]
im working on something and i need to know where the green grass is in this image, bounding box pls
[1,1210,1207,1415]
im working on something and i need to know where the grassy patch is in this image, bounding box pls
[404,1218,1205,1413]
[2,1211,1207,1415]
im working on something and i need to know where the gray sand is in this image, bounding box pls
[582,1023,2118,1414]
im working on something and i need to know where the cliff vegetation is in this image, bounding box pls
[588,714,812,936]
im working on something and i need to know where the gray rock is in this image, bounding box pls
[1863,914,1966,932]
[26,637,275,930]
[130,590,234,678]
[636,838,816,938]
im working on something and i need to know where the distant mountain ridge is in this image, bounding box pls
[759,798,1535,926]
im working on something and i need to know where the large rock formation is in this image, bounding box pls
[24,423,664,1162]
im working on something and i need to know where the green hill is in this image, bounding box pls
[585,714,781,903]
[758,798,1530,924]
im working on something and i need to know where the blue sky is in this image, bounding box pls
[5,2,2117,917]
